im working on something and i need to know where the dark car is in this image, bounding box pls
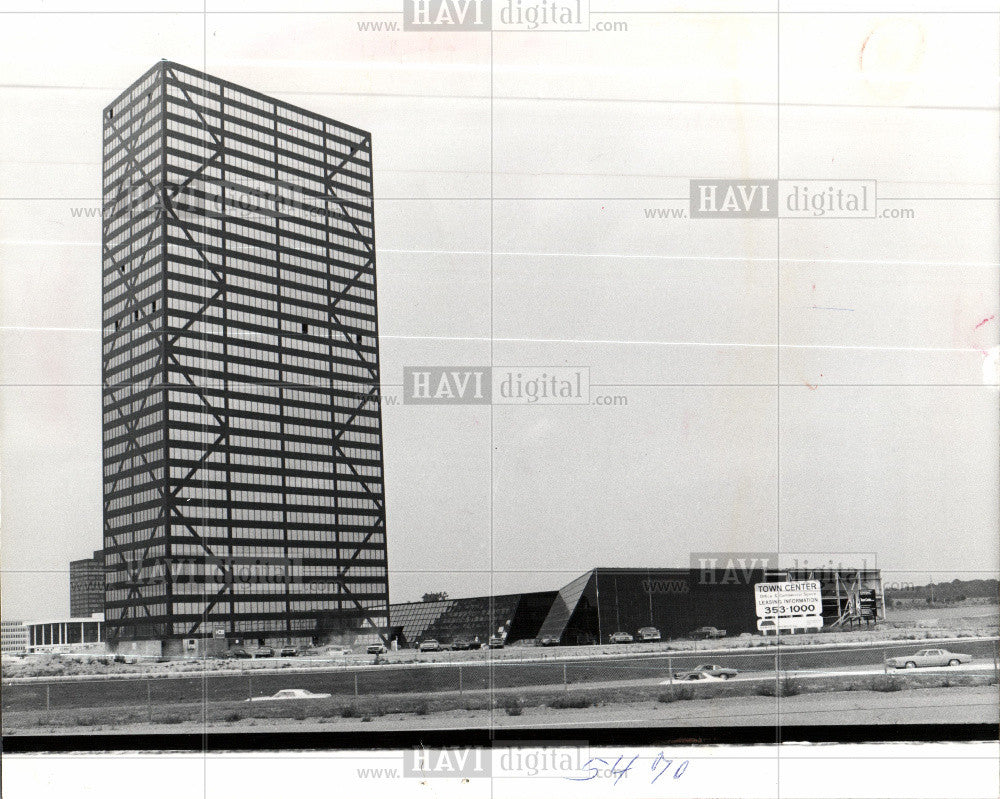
[689,626,726,640]
[252,647,275,658]
[451,639,472,651]
[229,648,251,659]
[539,636,559,647]
[279,646,297,657]
[674,663,738,680]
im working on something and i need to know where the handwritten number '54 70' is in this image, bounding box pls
[565,753,689,785]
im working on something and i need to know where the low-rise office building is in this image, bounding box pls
[388,591,557,648]
[389,566,885,648]
[1,619,29,656]
[25,613,106,653]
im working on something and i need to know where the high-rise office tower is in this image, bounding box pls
[70,552,105,617]
[102,61,389,655]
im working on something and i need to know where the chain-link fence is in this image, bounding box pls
[4,638,998,729]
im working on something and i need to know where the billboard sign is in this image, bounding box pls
[754,580,822,618]
[858,589,877,618]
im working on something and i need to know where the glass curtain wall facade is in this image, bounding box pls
[102,61,389,651]
[389,592,558,648]
[70,555,106,617]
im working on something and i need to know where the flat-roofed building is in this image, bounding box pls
[70,552,105,617]
[1,620,29,656]
[24,614,106,653]
[101,62,389,656]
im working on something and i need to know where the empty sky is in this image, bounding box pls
[1,1,998,620]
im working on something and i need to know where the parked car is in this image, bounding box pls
[757,617,823,635]
[488,637,505,649]
[885,648,973,669]
[638,626,662,642]
[609,631,634,644]
[451,639,472,651]
[229,648,251,659]
[674,663,738,680]
[279,646,297,657]
[689,626,727,640]
[366,643,387,655]
[252,647,274,658]
[418,639,441,652]
[248,689,332,702]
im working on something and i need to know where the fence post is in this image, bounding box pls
[563,663,568,691]
[459,665,463,695]
[883,649,888,675]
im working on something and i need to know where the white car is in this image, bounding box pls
[661,669,729,685]
[638,627,662,642]
[885,649,974,669]
[248,689,332,702]
[682,671,727,681]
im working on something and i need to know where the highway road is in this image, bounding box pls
[660,659,997,684]
[3,637,997,713]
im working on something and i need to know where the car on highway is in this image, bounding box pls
[670,670,728,683]
[674,663,738,680]
[885,648,973,669]
[366,644,387,655]
[229,648,251,659]
[252,647,274,658]
[248,689,332,702]
[279,646,297,657]
[488,637,505,649]
[689,626,727,640]
[638,626,662,642]
[609,631,634,644]
[418,639,441,652]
